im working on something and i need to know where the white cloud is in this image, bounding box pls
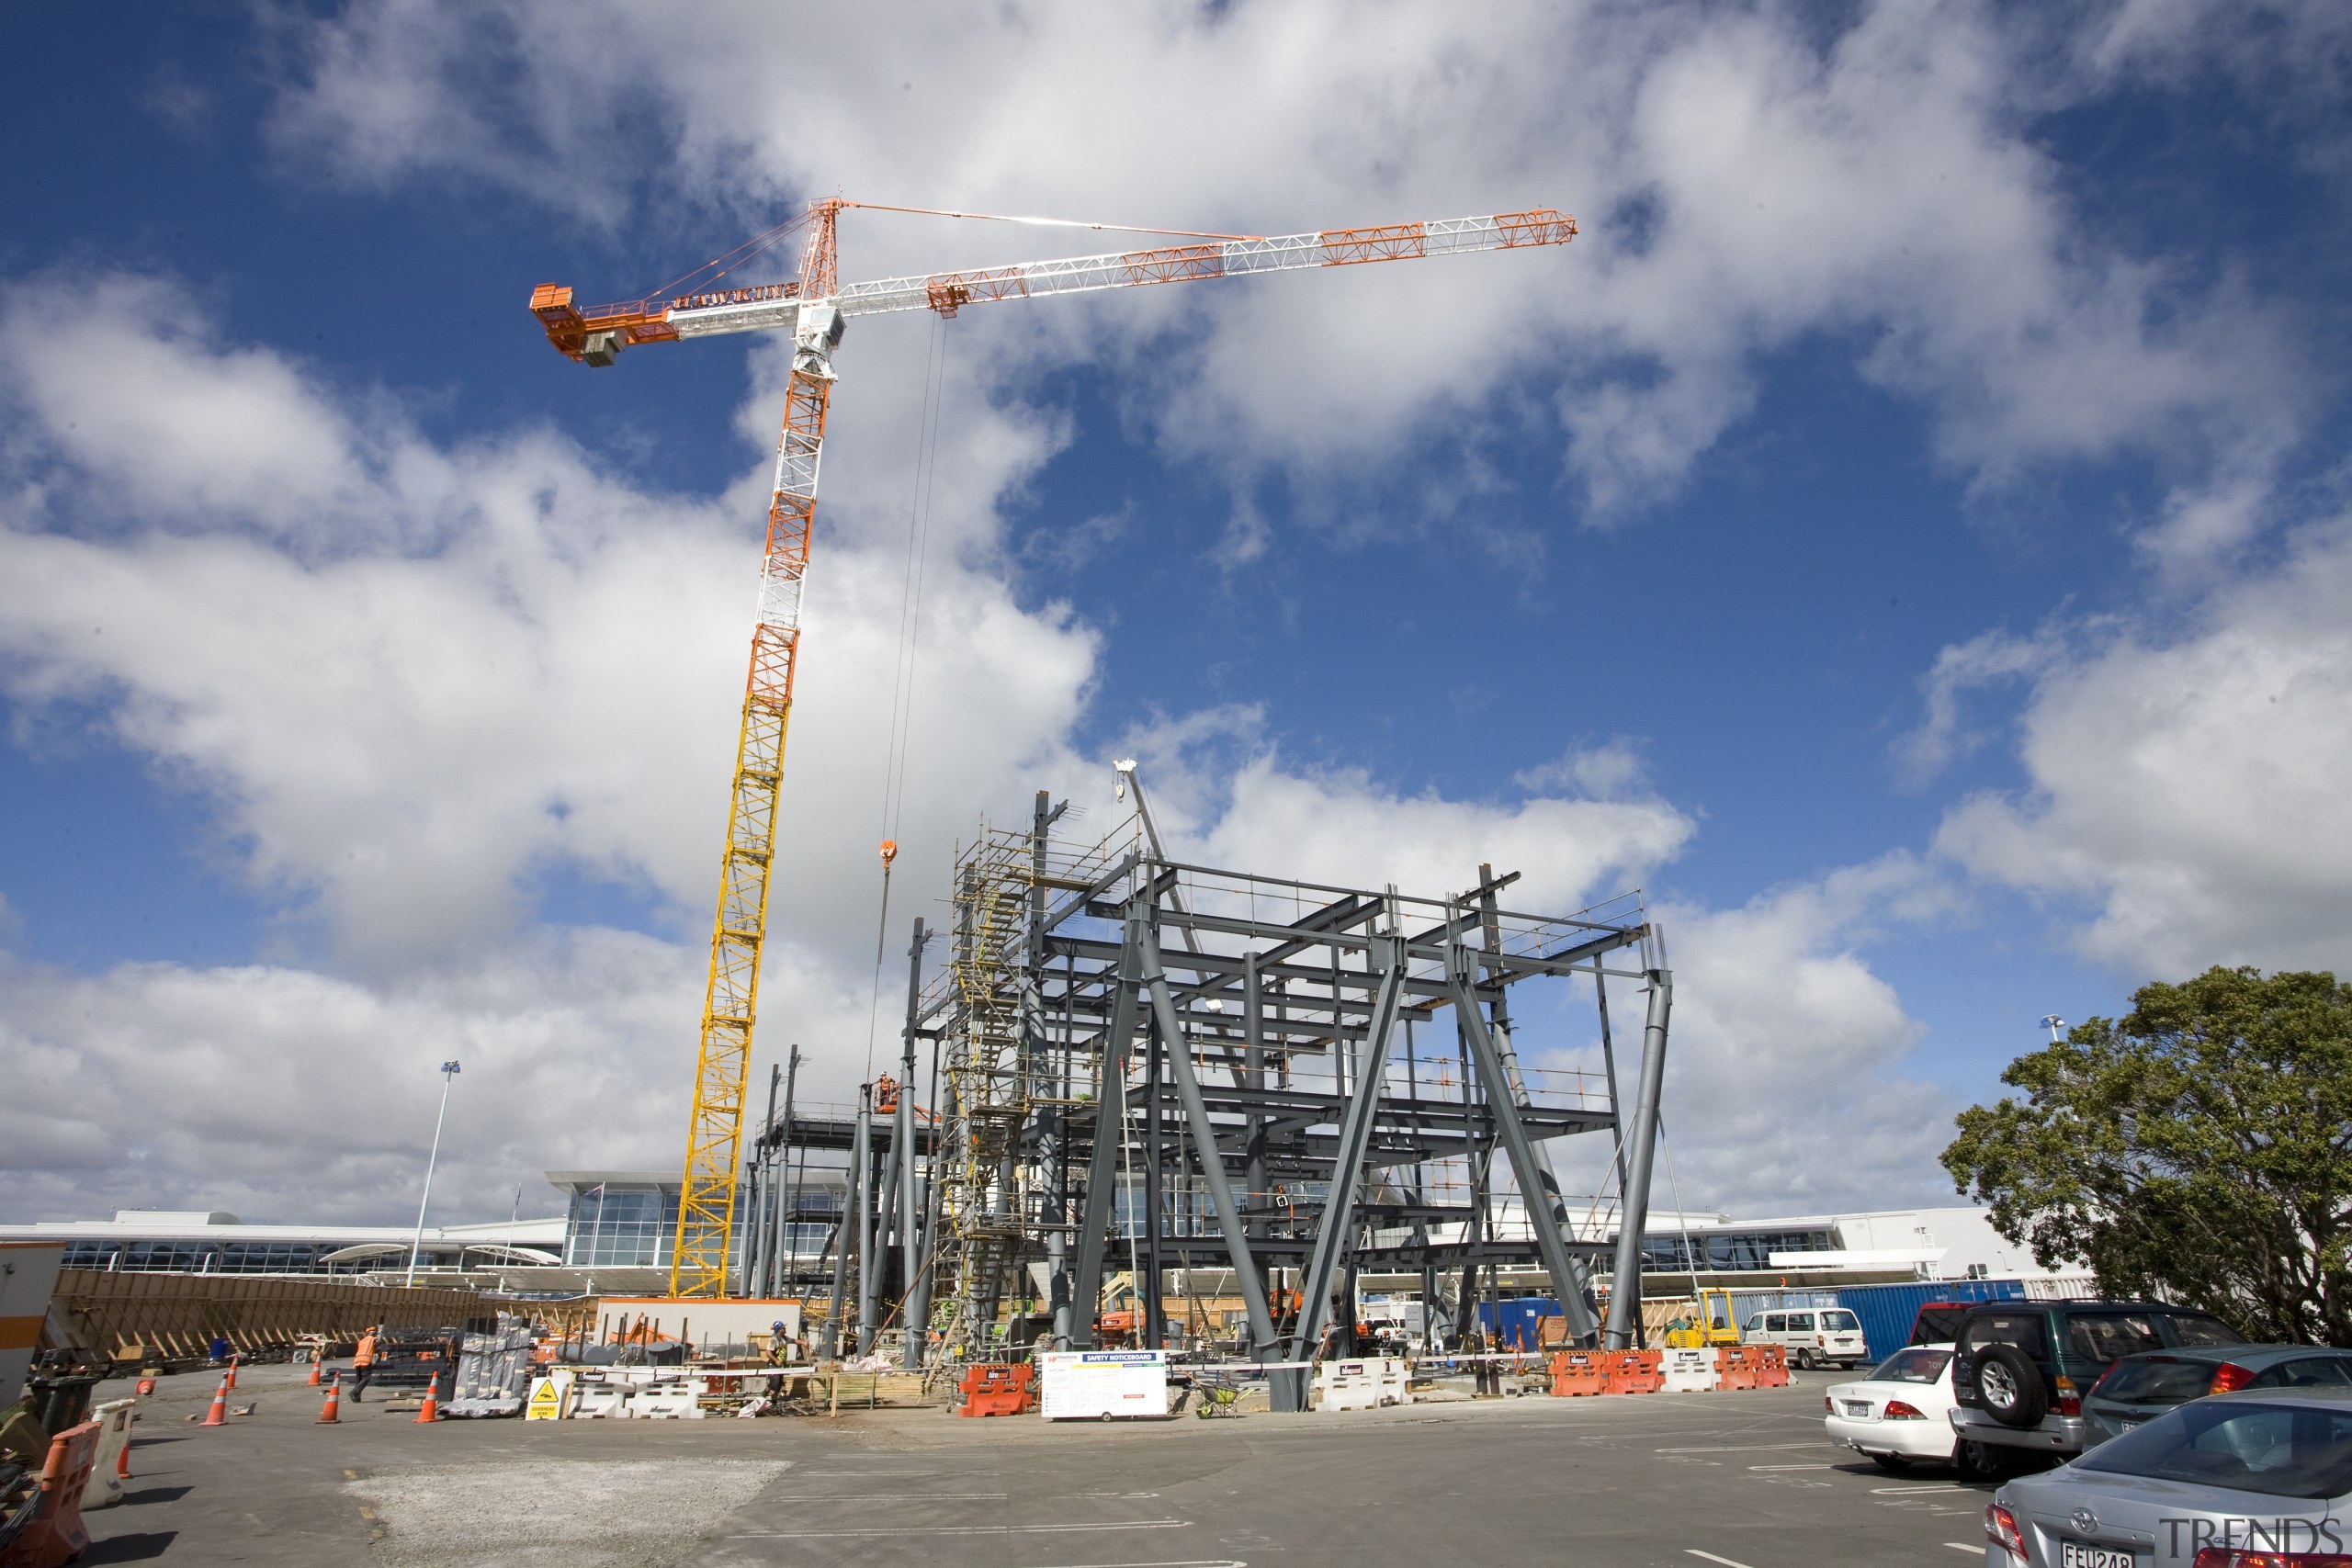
[1894,624,2067,785]
[1934,514,2352,975]
[264,0,2306,518]
[0,273,1099,973]
[1513,739,1651,800]
[1539,854,1963,1216]
[0,934,696,1224]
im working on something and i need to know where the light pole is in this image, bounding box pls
[2041,1014,2068,1043]
[406,1060,462,1287]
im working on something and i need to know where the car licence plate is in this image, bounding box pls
[1841,1400,1871,1416]
[2058,1541,2136,1568]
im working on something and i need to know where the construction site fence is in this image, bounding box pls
[49,1269,518,1365]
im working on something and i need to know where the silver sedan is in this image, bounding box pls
[1983,1385,2352,1565]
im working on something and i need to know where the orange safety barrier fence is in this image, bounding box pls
[1548,1350,1608,1397]
[956,1361,1037,1418]
[1604,1348,1665,1395]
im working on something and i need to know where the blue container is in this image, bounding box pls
[1476,1297,1561,1351]
[1836,1279,2029,1363]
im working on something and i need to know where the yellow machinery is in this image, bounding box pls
[1662,1288,1744,1348]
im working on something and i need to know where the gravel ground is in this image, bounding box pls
[346,1458,790,1568]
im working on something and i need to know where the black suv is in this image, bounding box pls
[1948,1299,2243,1462]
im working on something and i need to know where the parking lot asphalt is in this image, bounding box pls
[78,1362,2002,1567]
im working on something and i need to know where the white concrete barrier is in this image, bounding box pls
[1660,1348,1720,1393]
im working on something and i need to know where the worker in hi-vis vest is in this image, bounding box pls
[351,1325,381,1402]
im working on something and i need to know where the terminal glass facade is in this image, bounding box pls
[59,1239,455,1274]
[1638,1228,1836,1272]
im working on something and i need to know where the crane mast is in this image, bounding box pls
[529,200,1577,1302]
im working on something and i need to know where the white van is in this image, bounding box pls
[1743,1307,1869,1369]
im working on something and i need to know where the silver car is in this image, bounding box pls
[1984,1385,2352,1565]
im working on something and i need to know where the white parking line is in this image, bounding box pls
[1946,1545,1984,1556]
[1657,1442,1826,1453]
[1686,1551,1758,1568]
[760,1493,1009,1502]
[732,1520,1193,1540]
[1873,1484,1961,1495]
[1748,1463,1836,1471]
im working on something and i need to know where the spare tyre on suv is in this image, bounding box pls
[1947,1299,2244,1467]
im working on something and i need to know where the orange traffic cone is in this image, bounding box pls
[201,1376,230,1427]
[223,1353,240,1393]
[118,1427,133,1481]
[317,1375,342,1424]
[413,1379,441,1424]
[136,1376,156,1396]
[306,1359,322,1387]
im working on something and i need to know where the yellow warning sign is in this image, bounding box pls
[525,1375,566,1421]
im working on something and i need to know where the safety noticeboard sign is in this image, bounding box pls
[1038,1351,1167,1420]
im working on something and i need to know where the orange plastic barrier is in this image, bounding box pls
[1749,1344,1791,1388]
[1548,1350,1608,1396]
[957,1361,1038,1417]
[1714,1346,1760,1391]
[3,1419,101,1568]
[1604,1348,1665,1394]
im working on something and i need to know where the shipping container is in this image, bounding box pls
[1835,1279,2029,1362]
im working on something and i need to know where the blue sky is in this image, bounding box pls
[4,1,2348,1226]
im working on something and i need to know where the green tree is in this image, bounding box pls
[1943,966,2352,1346]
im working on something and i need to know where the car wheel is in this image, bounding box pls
[1952,1439,2005,1482]
[1974,1345,2049,1429]
[1870,1452,1909,1474]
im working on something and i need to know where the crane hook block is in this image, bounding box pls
[879,840,898,865]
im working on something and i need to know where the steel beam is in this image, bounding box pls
[1137,927,1280,1364]
[1287,918,1406,1362]
[1446,945,1600,1346]
[1067,901,1145,1347]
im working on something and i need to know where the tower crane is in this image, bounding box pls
[529,200,1579,1301]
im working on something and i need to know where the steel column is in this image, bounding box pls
[1604,931,1673,1349]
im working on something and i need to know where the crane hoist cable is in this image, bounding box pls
[526,199,1579,1302]
[865,311,949,1077]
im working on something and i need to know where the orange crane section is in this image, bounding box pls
[529,199,1577,1302]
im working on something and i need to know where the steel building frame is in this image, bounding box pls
[822,791,1675,1402]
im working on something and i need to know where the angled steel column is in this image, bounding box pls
[1138,927,1280,1366]
[1604,925,1673,1349]
[1069,898,1145,1347]
[1142,990,1165,1349]
[1446,940,1601,1346]
[1286,914,1405,1362]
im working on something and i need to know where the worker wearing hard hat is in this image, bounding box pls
[351,1325,381,1402]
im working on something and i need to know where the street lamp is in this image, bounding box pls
[405,1060,462,1287]
[2041,1015,2068,1043]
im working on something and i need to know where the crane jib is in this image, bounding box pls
[650,209,1576,342]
